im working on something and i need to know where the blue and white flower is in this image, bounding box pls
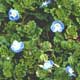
[66,66,76,77]
[8,8,20,21]
[40,60,54,70]
[39,60,59,70]
[50,20,64,32]
[40,0,51,8]
[10,40,24,53]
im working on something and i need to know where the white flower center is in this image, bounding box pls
[68,68,74,74]
[43,61,53,69]
[53,23,62,32]
[12,12,17,17]
[54,23,61,29]
[12,41,20,50]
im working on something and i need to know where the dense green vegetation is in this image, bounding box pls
[0,0,80,80]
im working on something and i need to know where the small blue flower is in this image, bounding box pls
[8,8,20,21]
[10,40,24,53]
[66,66,76,77]
[50,20,64,32]
[39,60,59,70]
[42,60,54,70]
[40,0,51,8]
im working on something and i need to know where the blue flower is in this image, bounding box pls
[8,8,20,21]
[39,60,59,70]
[50,20,64,32]
[10,40,24,53]
[66,66,76,77]
[42,60,54,70]
[40,0,51,8]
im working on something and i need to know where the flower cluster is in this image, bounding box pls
[8,7,76,79]
[39,60,76,77]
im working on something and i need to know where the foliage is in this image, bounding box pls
[0,0,80,80]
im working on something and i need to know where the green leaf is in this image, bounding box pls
[0,4,6,13]
[3,61,13,78]
[40,41,52,52]
[65,24,78,39]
